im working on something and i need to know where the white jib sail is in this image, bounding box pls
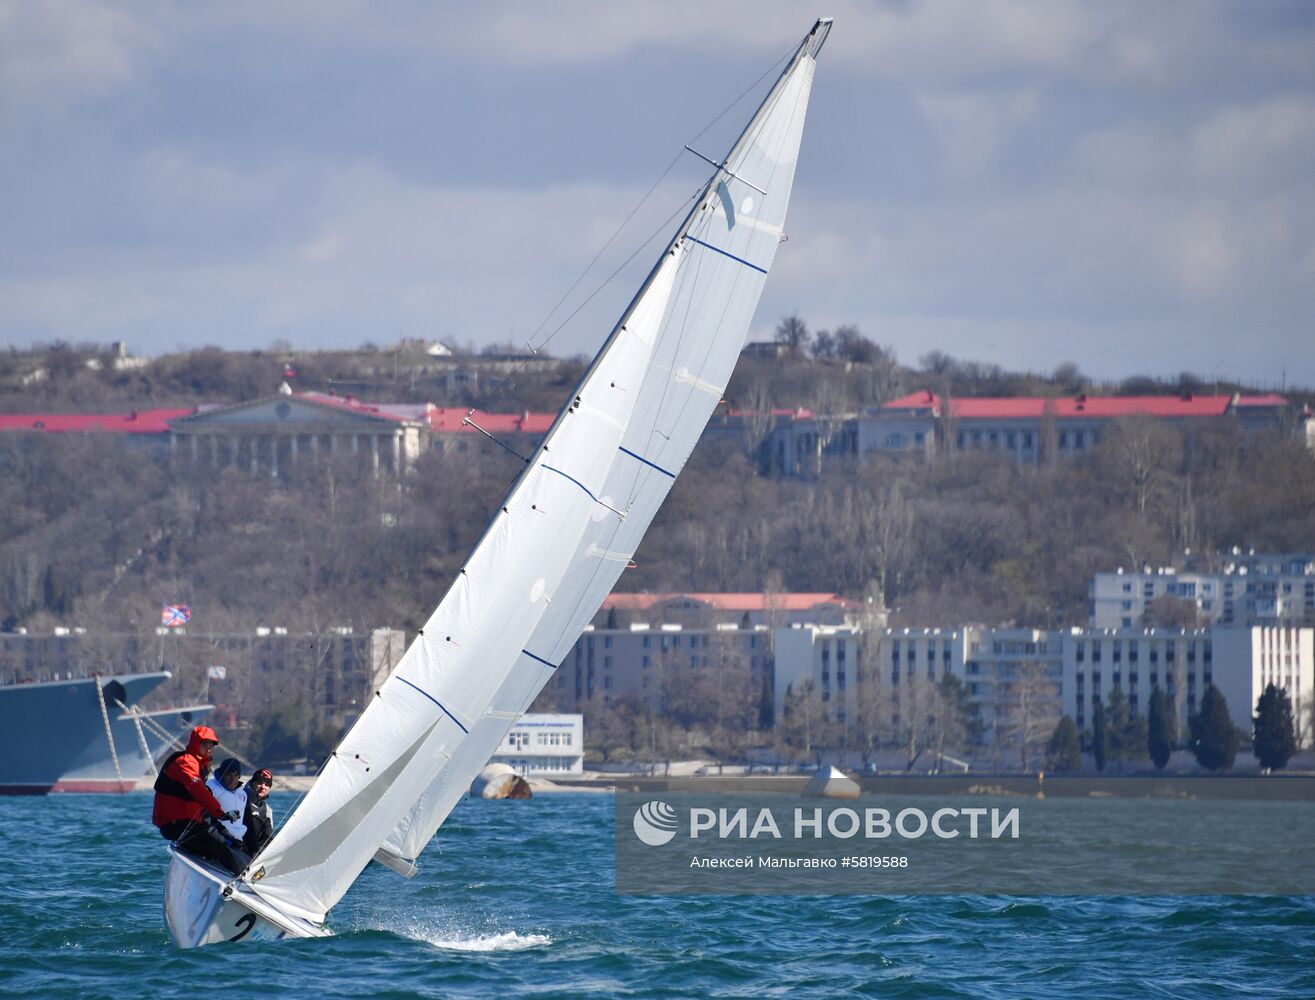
[247,18,832,925]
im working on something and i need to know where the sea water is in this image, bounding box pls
[1,792,1312,999]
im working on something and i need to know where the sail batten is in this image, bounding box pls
[246,19,829,925]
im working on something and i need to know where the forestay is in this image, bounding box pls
[247,18,832,926]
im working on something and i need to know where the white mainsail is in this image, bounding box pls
[246,18,832,926]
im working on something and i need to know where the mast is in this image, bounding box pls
[245,18,833,926]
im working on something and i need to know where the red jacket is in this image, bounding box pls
[152,726,226,828]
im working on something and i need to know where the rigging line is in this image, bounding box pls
[532,190,699,355]
[360,47,797,520]
[687,50,792,149]
[522,149,686,351]
[635,56,807,492]
[629,60,806,488]
[520,46,790,362]
[463,413,531,463]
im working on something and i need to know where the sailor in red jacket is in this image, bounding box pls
[153,725,250,876]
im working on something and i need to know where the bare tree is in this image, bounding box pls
[1096,416,1184,517]
[738,375,777,464]
[775,314,811,357]
[1001,661,1060,772]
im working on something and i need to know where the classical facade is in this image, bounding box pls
[169,389,428,476]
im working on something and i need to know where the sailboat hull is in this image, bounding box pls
[163,848,330,948]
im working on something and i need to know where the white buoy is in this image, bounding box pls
[802,766,860,800]
[471,763,532,799]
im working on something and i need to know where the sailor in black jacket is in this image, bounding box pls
[242,768,275,856]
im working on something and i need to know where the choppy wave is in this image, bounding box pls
[420,930,551,953]
[4,793,1315,999]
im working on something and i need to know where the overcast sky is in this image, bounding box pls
[3,1,1314,388]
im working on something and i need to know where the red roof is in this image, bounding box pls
[295,391,423,424]
[881,392,1287,421]
[0,408,194,434]
[302,394,556,434]
[602,592,853,612]
[881,390,940,413]
[722,407,814,420]
[428,408,554,435]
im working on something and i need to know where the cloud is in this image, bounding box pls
[916,88,1040,174]
[0,0,157,99]
[1,2,1314,388]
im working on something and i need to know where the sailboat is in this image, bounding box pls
[163,17,833,947]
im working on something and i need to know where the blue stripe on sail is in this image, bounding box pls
[544,464,598,501]
[522,649,558,670]
[686,236,768,275]
[396,677,469,734]
[618,446,676,479]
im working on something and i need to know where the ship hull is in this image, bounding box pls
[53,703,214,793]
[0,672,176,794]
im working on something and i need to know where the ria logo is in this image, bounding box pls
[632,800,679,846]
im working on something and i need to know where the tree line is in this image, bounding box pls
[2,334,1313,761]
[1045,682,1301,774]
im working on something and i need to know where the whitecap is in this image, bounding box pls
[422,930,550,953]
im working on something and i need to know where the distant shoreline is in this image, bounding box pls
[134,770,1315,800]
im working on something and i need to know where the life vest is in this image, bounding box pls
[154,750,197,801]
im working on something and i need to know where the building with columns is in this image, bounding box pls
[169,388,428,477]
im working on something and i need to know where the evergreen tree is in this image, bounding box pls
[1092,701,1108,773]
[1147,687,1174,770]
[1189,684,1239,772]
[1046,716,1081,772]
[1253,683,1297,772]
[1099,689,1150,770]
[941,674,984,747]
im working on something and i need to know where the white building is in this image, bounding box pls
[489,713,584,776]
[1090,554,1315,628]
[774,623,1313,746]
[1063,626,1312,741]
[541,621,775,708]
[774,625,1059,741]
